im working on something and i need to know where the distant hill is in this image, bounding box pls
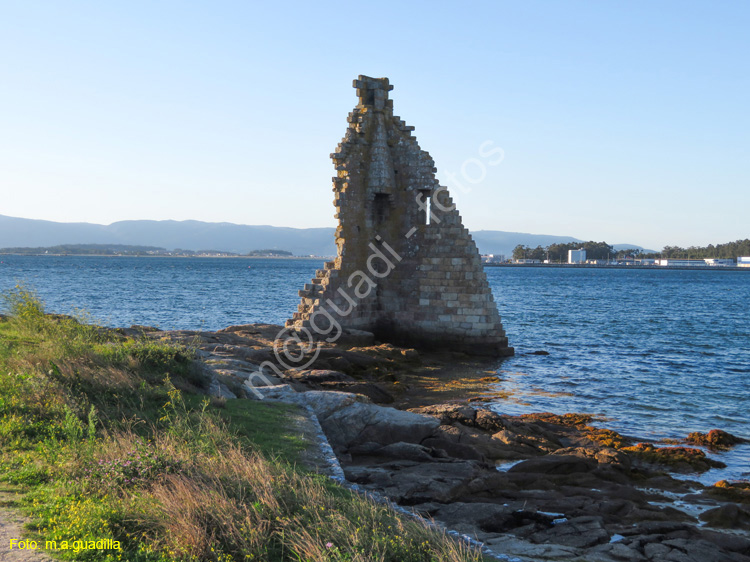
[0,215,333,256]
[0,215,653,257]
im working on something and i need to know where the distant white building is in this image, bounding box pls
[738,257,750,268]
[568,249,586,264]
[514,259,541,264]
[656,259,707,267]
[704,258,735,267]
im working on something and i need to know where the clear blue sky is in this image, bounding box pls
[1,1,748,249]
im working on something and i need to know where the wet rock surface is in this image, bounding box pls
[686,429,747,451]
[151,324,750,562]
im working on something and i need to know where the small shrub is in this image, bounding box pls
[87,405,98,443]
[210,396,227,409]
[1,284,45,323]
[63,405,84,442]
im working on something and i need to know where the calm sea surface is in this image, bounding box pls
[1,256,748,482]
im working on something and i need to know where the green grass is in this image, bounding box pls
[0,285,486,562]
[217,399,308,461]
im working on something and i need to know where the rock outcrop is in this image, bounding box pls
[156,325,750,562]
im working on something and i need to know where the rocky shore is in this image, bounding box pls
[131,323,750,562]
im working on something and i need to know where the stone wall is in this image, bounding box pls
[287,76,513,357]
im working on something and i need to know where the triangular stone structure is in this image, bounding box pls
[287,76,513,357]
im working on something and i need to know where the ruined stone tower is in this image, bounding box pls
[287,76,513,357]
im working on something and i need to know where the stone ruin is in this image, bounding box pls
[286,76,513,357]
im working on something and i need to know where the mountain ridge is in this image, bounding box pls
[0,215,653,257]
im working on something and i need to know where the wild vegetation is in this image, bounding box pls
[0,285,485,562]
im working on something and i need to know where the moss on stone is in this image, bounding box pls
[622,443,726,472]
[686,429,745,450]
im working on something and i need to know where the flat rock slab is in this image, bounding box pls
[319,400,441,450]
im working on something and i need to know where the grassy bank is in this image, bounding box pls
[0,286,485,562]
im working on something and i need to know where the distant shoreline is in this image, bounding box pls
[2,255,748,270]
[487,263,750,271]
[0,254,331,259]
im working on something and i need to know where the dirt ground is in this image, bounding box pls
[0,487,51,562]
